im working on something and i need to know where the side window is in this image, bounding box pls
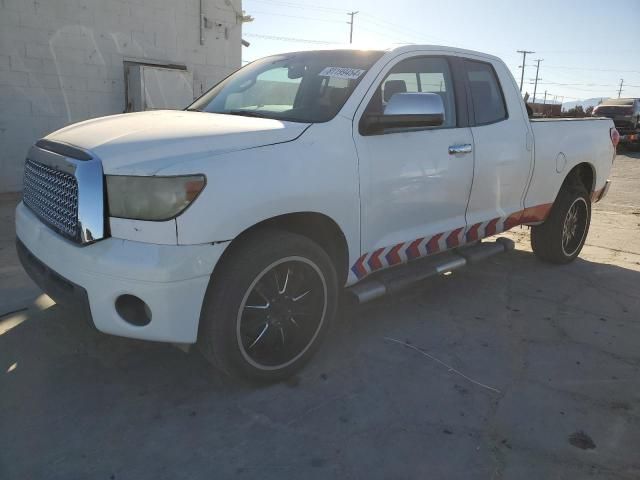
[367,57,456,128]
[464,60,507,125]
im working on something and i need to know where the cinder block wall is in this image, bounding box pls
[0,0,242,192]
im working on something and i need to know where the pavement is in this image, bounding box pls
[1,153,639,480]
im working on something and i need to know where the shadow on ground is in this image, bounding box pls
[1,248,639,480]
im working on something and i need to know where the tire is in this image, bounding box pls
[531,185,591,264]
[198,229,338,383]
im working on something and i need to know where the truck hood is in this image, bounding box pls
[45,110,310,175]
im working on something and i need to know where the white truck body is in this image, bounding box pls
[15,45,615,347]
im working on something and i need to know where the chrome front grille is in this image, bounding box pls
[23,158,80,241]
[23,141,105,244]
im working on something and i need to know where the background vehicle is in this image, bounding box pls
[593,98,640,148]
[15,45,616,382]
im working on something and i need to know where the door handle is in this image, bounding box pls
[448,144,473,155]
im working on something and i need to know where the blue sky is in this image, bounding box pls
[241,0,640,103]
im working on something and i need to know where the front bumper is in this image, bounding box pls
[16,238,93,323]
[593,180,611,203]
[15,202,228,343]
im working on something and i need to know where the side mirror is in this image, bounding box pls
[360,92,445,135]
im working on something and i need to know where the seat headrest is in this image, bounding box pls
[384,80,407,102]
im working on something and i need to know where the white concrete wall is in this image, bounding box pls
[0,0,242,192]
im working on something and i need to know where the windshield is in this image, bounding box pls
[188,50,384,123]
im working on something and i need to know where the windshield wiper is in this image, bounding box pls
[224,110,272,118]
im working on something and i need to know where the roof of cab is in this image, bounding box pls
[387,44,502,61]
[275,43,502,63]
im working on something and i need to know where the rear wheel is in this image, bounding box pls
[531,185,591,264]
[198,230,338,382]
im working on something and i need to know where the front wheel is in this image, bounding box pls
[198,230,338,382]
[531,186,591,264]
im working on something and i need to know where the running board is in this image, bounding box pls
[348,237,515,304]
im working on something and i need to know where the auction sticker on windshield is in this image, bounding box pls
[319,67,366,80]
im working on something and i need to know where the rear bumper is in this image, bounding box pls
[15,202,228,343]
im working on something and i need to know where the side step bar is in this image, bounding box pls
[348,237,515,304]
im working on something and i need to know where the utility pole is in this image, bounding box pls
[532,58,543,104]
[543,90,548,105]
[517,50,534,93]
[618,78,624,98]
[347,11,359,44]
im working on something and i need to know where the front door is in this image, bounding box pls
[352,54,474,280]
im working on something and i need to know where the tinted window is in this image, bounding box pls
[188,50,384,123]
[464,60,507,125]
[367,57,456,128]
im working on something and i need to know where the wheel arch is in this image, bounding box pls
[214,212,351,287]
[561,162,596,194]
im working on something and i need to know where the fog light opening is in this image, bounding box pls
[115,295,152,326]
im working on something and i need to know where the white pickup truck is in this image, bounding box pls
[16,45,617,381]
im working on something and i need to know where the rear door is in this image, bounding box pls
[462,58,533,240]
[352,54,475,279]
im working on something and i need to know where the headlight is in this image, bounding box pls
[106,175,206,221]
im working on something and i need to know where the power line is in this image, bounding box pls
[247,0,347,14]
[510,66,640,87]
[528,82,634,95]
[534,81,636,87]
[249,10,345,24]
[356,24,414,45]
[532,49,637,54]
[359,12,448,44]
[244,1,639,98]
[543,65,640,74]
[357,20,423,44]
[243,33,333,44]
[247,2,425,45]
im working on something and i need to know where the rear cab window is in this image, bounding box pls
[464,60,507,125]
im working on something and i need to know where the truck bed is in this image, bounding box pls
[525,117,614,211]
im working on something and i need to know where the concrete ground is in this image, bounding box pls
[1,153,639,480]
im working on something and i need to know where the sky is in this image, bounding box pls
[241,0,640,104]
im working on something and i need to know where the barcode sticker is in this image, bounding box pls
[319,67,366,80]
